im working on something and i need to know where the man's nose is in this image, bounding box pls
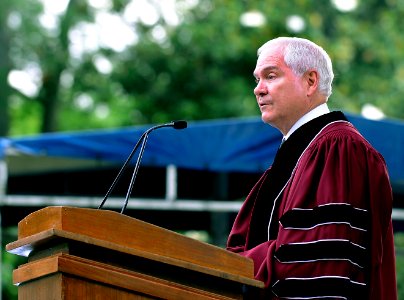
[254,81,266,97]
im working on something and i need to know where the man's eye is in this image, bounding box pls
[266,74,275,80]
[255,78,260,84]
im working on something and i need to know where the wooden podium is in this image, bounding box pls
[6,206,264,299]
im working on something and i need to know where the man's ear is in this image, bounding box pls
[305,70,319,96]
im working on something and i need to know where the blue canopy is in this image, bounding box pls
[1,113,403,191]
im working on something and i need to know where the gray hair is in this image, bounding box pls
[258,37,334,99]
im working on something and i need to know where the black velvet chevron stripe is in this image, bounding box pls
[272,276,366,299]
[274,239,367,267]
[279,203,368,231]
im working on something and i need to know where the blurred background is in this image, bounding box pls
[0,0,403,298]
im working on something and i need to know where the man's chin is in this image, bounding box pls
[261,113,274,125]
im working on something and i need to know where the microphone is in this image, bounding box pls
[172,120,187,129]
[98,120,187,213]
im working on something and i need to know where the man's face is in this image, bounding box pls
[253,44,309,135]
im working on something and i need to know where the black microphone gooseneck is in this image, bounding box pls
[98,120,187,213]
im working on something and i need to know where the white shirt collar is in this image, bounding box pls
[283,103,330,141]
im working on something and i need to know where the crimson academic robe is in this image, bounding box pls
[226,112,397,299]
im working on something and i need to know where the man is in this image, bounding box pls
[226,37,397,299]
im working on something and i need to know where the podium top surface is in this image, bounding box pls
[6,206,264,288]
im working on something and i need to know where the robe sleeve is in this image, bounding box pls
[226,169,278,283]
[227,171,267,247]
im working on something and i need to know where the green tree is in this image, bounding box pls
[0,1,11,136]
[1,0,403,132]
[5,0,97,133]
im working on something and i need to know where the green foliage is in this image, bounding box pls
[0,0,403,135]
[2,227,25,299]
[9,94,42,135]
[395,232,404,299]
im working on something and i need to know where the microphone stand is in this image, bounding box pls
[120,132,149,214]
[98,131,147,210]
[98,121,187,213]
